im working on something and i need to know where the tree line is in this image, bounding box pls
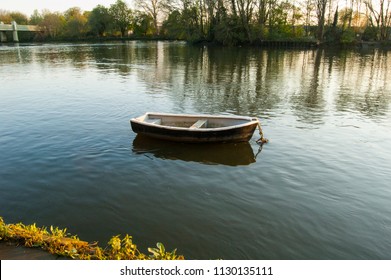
[1,0,390,45]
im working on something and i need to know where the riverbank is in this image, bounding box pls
[2,35,391,50]
[0,217,184,260]
[0,242,63,260]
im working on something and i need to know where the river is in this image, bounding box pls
[0,41,390,259]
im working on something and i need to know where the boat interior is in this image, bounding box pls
[139,114,252,129]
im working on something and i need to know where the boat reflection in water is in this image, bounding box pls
[132,135,259,166]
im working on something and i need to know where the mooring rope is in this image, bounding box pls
[256,119,269,144]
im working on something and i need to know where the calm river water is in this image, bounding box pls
[1,42,390,259]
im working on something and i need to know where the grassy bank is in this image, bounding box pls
[0,216,184,260]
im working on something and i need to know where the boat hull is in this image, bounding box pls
[130,113,259,143]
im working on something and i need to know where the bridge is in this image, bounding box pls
[0,21,41,42]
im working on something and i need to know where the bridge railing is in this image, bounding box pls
[0,21,41,42]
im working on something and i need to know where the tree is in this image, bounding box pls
[109,0,133,36]
[135,0,167,35]
[161,10,186,39]
[0,10,28,24]
[256,0,269,26]
[133,11,156,36]
[161,1,205,41]
[0,10,12,23]
[303,0,316,37]
[9,12,29,24]
[64,7,88,38]
[29,10,43,25]
[364,0,391,40]
[315,0,328,42]
[181,4,204,41]
[267,1,302,39]
[339,7,353,30]
[40,10,65,38]
[88,5,112,36]
[236,0,256,42]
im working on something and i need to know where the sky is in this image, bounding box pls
[0,0,131,17]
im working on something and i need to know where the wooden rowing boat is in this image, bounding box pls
[130,112,260,143]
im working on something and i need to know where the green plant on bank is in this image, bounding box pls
[0,216,184,260]
[148,242,181,260]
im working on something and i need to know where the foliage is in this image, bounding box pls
[0,11,28,24]
[148,242,182,260]
[213,16,247,45]
[362,26,378,41]
[315,0,328,41]
[364,0,391,40]
[339,28,357,44]
[324,24,359,45]
[133,11,156,37]
[181,6,205,42]
[10,12,29,24]
[39,11,66,39]
[134,0,166,35]
[88,5,112,37]
[0,216,184,260]
[339,8,353,30]
[0,10,12,23]
[163,5,206,43]
[323,23,340,42]
[29,10,43,25]
[64,7,88,38]
[3,0,391,45]
[268,24,305,40]
[161,10,187,40]
[109,0,133,37]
